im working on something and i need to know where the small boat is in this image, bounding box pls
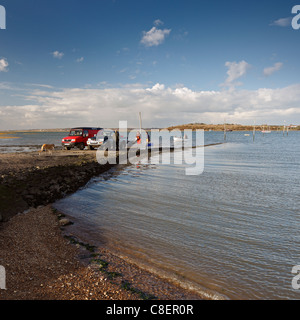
[174,134,189,142]
[261,125,271,133]
[244,134,250,136]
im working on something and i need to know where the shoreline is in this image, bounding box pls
[0,149,115,222]
[0,205,204,300]
[0,149,206,300]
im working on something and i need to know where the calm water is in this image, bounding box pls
[50,131,299,299]
[0,132,68,153]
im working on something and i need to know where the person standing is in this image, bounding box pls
[115,130,120,151]
[136,131,141,144]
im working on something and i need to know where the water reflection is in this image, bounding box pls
[54,132,300,299]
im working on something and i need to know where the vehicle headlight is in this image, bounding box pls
[71,139,76,142]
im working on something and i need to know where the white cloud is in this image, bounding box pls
[1,82,300,130]
[76,57,84,63]
[52,51,64,59]
[263,62,283,76]
[0,82,13,89]
[222,60,251,89]
[153,19,163,27]
[270,17,292,27]
[0,58,8,72]
[141,26,171,47]
[146,83,165,92]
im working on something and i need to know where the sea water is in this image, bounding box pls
[0,131,68,153]
[52,131,300,299]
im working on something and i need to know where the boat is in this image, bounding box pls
[244,134,250,136]
[174,134,189,142]
[261,125,271,134]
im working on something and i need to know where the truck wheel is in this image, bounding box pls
[89,146,94,150]
[65,147,71,150]
[79,143,85,150]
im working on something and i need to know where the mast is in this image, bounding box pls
[139,112,142,134]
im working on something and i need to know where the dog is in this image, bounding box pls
[39,144,55,155]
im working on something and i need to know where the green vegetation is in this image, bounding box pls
[64,235,97,252]
[121,280,157,300]
[90,257,123,279]
[90,258,109,271]
[167,123,300,131]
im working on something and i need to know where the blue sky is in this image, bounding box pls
[0,0,300,129]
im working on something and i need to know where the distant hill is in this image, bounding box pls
[166,123,300,131]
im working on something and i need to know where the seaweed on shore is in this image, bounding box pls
[59,210,157,300]
[121,280,157,300]
[63,235,123,280]
[90,256,123,280]
[64,235,97,252]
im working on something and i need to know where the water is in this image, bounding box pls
[0,131,68,153]
[50,131,299,299]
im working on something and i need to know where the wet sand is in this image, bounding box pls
[0,149,204,300]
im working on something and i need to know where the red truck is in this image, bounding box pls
[61,127,103,150]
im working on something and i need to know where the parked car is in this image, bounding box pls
[62,127,103,150]
[87,129,129,150]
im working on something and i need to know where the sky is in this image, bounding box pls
[0,0,300,130]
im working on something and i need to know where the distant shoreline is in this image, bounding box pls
[167,123,300,131]
[1,123,299,134]
[0,129,69,133]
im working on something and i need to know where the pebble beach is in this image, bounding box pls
[0,149,203,300]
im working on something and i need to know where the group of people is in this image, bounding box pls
[135,131,150,146]
[112,130,150,150]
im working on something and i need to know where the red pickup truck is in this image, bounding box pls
[61,127,103,150]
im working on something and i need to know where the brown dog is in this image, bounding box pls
[39,144,55,155]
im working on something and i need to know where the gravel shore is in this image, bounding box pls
[0,150,203,300]
[0,149,114,222]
